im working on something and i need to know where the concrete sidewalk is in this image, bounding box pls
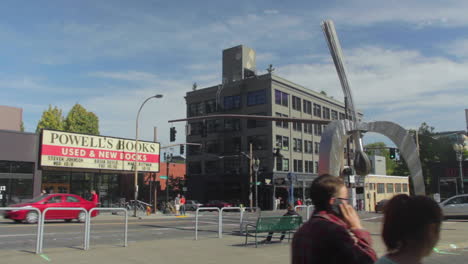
[1,218,467,264]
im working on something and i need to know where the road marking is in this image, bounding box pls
[40,254,51,262]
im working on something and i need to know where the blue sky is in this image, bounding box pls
[1,0,467,149]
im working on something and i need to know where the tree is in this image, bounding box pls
[364,142,395,175]
[64,104,100,135]
[36,105,64,133]
[20,121,24,132]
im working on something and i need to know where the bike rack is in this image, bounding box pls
[239,207,261,234]
[86,208,128,249]
[0,207,42,254]
[294,205,314,220]
[219,207,242,238]
[195,207,220,240]
[39,207,89,253]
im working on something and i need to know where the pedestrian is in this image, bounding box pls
[375,194,443,264]
[180,195,186,216]
[41,190,47,196]
[174,194,181,215]
[264,204,299,243]
[275,197,280,210]
[292,174,377,264]
[90,190,99,206]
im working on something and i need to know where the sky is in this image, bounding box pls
[1,0,467,151]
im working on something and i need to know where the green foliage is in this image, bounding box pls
[64,104,100,135]
[364,142,396,175]
[20,121,24,132]
[36,105,64,133]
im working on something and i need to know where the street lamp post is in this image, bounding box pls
[453,135,465,195]
[134,94,163,217]
[252,158,260,209]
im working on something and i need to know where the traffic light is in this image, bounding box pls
[170,127,176,142]
[180,145,184,155]
[389,148,396,160]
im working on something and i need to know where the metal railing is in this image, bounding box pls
[39,207,89,253]
[0,207,42,254]
[194,207,220,240]
[219,207,242,238]
[239,207,261,234]
[294,205,314,221]
[86,208,128,249]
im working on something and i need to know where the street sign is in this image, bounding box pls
[0,186,5,191]
[160,176,168,179]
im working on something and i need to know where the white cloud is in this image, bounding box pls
[322,0,468,27]
[443,38,468,59]
[278,46,468,131]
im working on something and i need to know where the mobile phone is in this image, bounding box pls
[331,198,344,217]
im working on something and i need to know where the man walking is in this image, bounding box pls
[292,174,376,264]
[174,194,181,215]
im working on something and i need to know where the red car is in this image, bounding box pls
[4,194,98,224]
[203,200,233,209]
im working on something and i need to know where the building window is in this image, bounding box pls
[205,140,219,153]
[247,135,267,150]
[403,183,408,192]
[275,90,289,107]
[293,138,303,152]
[188,162,202,174]
[224,95,241,110]
[189,122,203,135]
[323,107,330,119]
[293,122,302,131]
[205,99,216,114]
[206,119,222,133]
[276,135,290,151]
[387,183,394,193]
[188,142,201,155]
[247,113,267,128]
[247,90,266,106]
[313,103,321,117]
[377,183,385,193]
[395,183,402,192]
[205,160,219,174]
[305,161,313,173]
[224,119,240,131]
[292,96,301,111]
[188,103,203,117]
[331,110,338,120]
[303,100,312,114]
[314,124,322,136]
[339,112,346,120]
[224,158,241,175]
[283,159,289,172]
[314,161,319,173]
[304,140,313,153]
[275,113,288,128]
[314,142,320,154]
[304,123,313,134]
[293,160,303,172]
[224,137,241,153]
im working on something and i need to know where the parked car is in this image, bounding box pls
[203,200,233,209]
[439,194,468,218]
[3,194,98,224]
[184,200,203,211]
[375,199,389,213]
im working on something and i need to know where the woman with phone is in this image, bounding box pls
[375,194,443,264]
[292,174,377,264]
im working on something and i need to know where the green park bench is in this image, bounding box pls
[244,215,303,247]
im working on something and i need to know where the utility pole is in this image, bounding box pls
[249,143,253,208]
[165,153,172,203]
[252,158,260,210]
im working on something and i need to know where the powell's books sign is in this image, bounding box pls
[40,130,160,172]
